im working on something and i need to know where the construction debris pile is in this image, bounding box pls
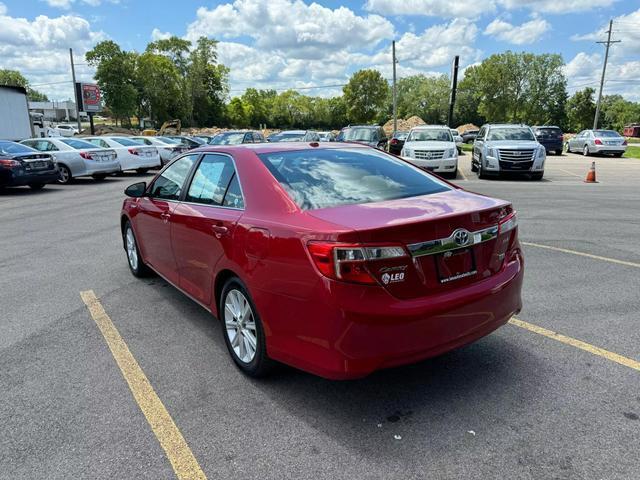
[382,116,426,136]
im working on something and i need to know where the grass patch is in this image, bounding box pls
[624,145,640,159]
[461,143,473,152]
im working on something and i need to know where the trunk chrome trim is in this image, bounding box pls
[407,225,499,257]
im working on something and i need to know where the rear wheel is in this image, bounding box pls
[92,174,107,181]
[583,145,590,157]
[220,278,273,377]
[470,159,478,172]
[57,164,72,184]
[124,221,152,277]
[555,149,563,156]
[136,168,149,174]
[29,183,45,190]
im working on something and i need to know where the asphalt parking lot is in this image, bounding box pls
[1,151,639,479]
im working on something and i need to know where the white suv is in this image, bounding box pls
[401,125,458,177]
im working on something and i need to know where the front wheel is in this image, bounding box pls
[531,172,544,181]
[220,279,273,377]
[478,159,487,179]
[123,221,152,277]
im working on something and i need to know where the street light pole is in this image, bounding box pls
[593,20,620,130]
[69,48,82,133]
[392,40,397,133]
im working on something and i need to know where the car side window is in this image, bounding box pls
[223,174,244,209]
[186,154,236,206]
[45,141,59,151]
[253,133,263,143]
[149,155,198,201]
[243,133,253,144]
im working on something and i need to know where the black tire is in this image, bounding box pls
[123,221,152,277]
[565,143,571,153]
[92,174,107,181]
[531,172,544,181]
[555,149,563,156]
[478,158,487,179]
[57,164,72,184]
[470,156,478,172]
[220,278,273,377]
[136,168,149,174]
[450,168,458,179]
[29,183,45,190]
[613,152,623,158]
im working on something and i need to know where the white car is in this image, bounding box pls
[84,136,161,173]
[450,128,463,153]
[54,124,79,137]
[130,136,189,166]
[401,125,459,177]
[20,137,120,184]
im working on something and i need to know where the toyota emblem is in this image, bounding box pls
[452,229,471,246]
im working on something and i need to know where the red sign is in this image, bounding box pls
[75,82,102,113]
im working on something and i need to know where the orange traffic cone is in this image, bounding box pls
[584,160,598,183]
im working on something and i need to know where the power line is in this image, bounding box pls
[594,19,620,130]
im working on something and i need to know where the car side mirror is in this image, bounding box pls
[125,181,147,198]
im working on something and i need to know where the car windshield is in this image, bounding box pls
[594,130,621,138]
[487,127,535,141]
[111,137,140,147]
[393,132,408,140]
[535,128,562,135]
[61,138,100,149]
[0,141,35,155]
[272,133,305,142]
[407,129,453,142]
[158,136,179,144]
[343,128,376,142]
[258,148,450,210]
[210,133,246,145]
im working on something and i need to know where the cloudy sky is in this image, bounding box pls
[1,0,639,101]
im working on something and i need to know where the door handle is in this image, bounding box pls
[160,212,171,223]
[211,224,229,238]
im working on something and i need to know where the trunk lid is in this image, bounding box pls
[308,190,513,299]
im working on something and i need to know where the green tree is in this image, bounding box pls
[136,52,186,124]
[146,36,192,76]
[226,97,250,127]
[343,69,389,124]
[0,69,49,102]
[396,74,450,124]
[241,88,277,127]
[459,52,567,126]
[187,37,228,127]
[86,41,137,125]
[600,95,640,132]
[566,88,596,132]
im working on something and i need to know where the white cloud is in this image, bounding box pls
[564,52,640,101]
[150,28,172,41]
[0,11,104,99]
[572,8,640,55]
[364,0,496,19]
[365,0,618,16]
[484,17,550,44]
[0,2,6,15]
[186,0,394,57]
[44,0,119,9]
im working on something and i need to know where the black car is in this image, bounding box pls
[0,141,59,190]
[339,125,388,150]
[532,126,564,155]
[461,129,479,143]
[387,131,408,155]
[209,130,265,145]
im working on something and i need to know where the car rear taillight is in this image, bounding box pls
[498,212,518,235]
[594,139,603,145]
[390,138,398,145]
[128,148,141,155]
[79,151,93,160]
[307,242,407,285]
[0,158,21,168]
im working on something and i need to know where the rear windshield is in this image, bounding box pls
[407,129,452,142]
[111,137,139,146]
[0,141,35,155]
[60,139,99,149]
[488,127,535,141]
[535,127,562,135]
[158,136,179,144]
[343,128,376,142]
[594,130,621,138]
[210,133,245,145]
[258,148,450,210]
[272,133,305,142]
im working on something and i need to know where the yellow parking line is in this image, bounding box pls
[509,318,640,372]
[80,290,207,480]
[522,242,640,268]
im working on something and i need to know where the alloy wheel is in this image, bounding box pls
[224,289,257,364]
[583,145,589,156]
[58,165,71,184]
[125,227,138,271]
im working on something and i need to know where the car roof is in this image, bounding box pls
[192,141,371,156]
[532,125,560,128]
[411,125,450,130]
[280,130,308,134]
[486,124,531,128]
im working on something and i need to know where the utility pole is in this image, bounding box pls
[593,20,620,130]
[392,40,397,133]
[447,55,459,128]
[69,48,82,133]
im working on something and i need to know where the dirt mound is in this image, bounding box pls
[383,116,426,136]
[456,123,479,134]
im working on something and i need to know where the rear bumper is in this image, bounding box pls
[261,251,524,379]
[538,141,563,152]
[84,161,121,176]
[592,145,627,154]
[1,169,60,187]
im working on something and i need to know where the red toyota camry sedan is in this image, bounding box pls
[120,142,523,379]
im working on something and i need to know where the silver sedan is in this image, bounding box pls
[566,129,627,157]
